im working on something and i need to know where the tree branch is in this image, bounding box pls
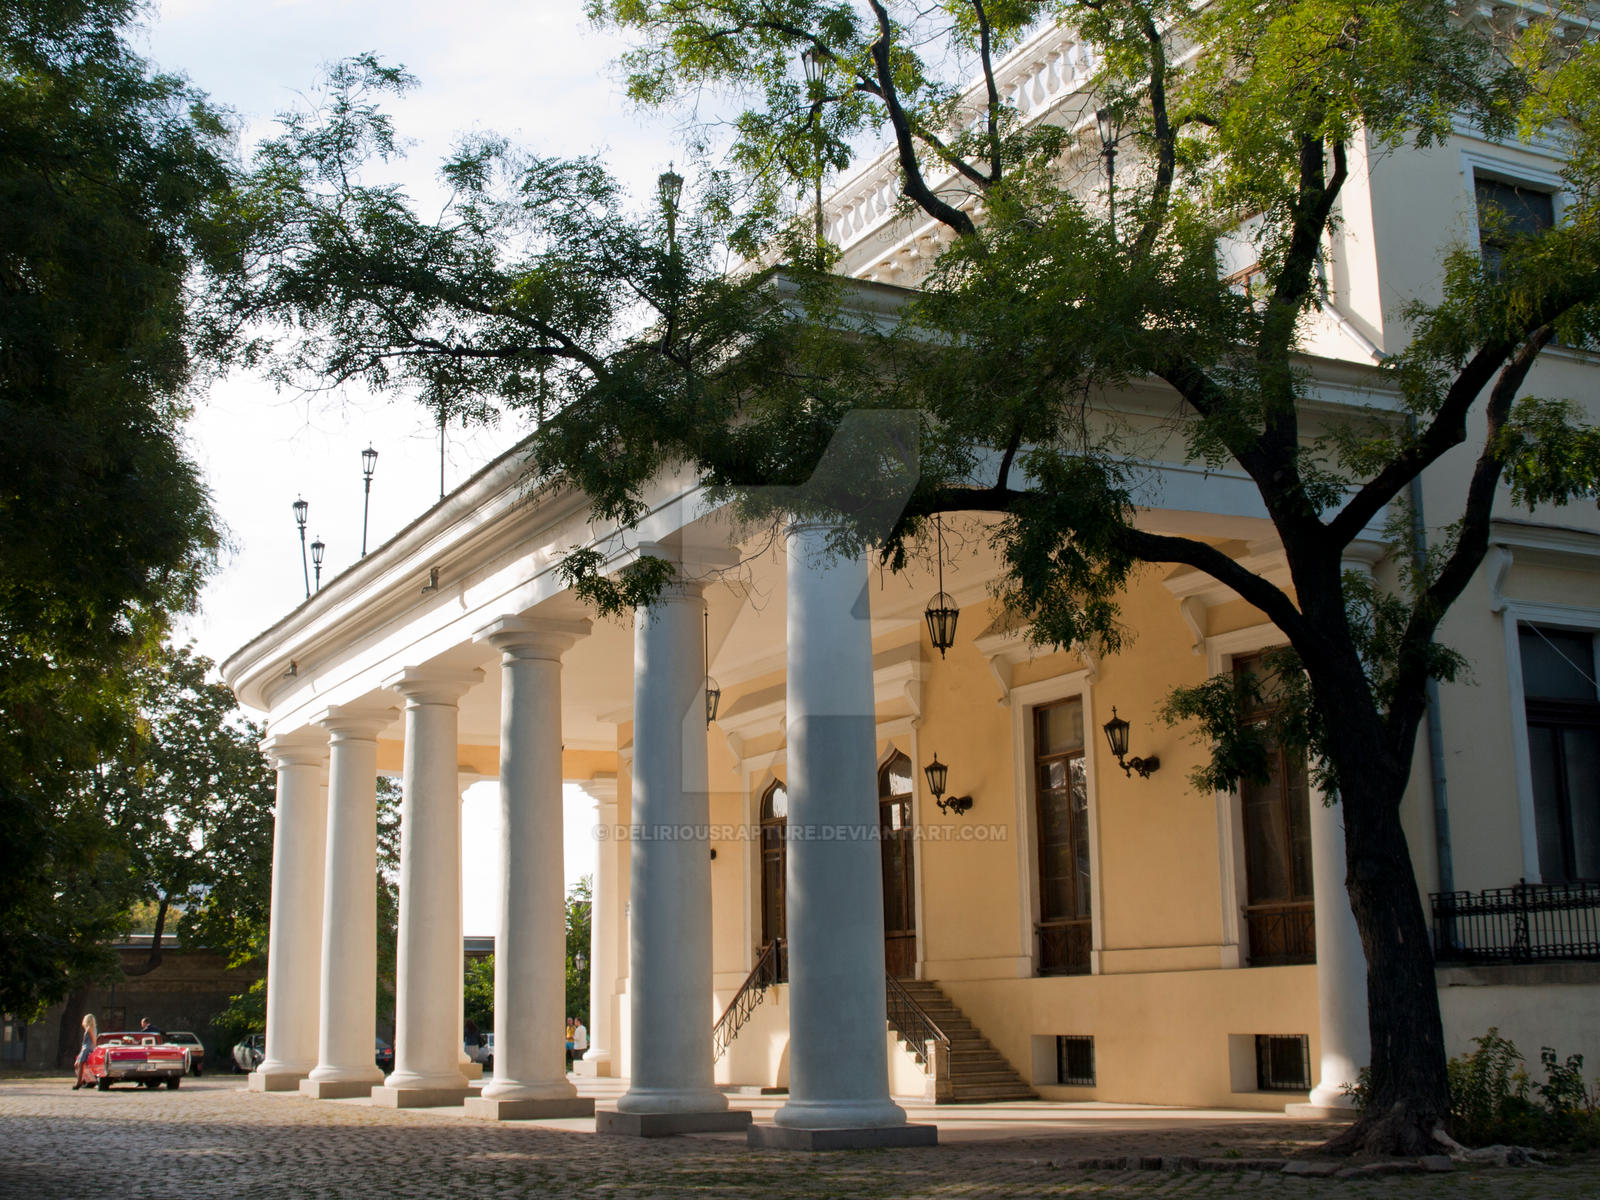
[866,0,977,237]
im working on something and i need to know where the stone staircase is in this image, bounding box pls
[891,979,1037,1104]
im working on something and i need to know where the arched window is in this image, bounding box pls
[759,780,787,970]
[878,751,918,977]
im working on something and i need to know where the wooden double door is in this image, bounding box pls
[759,751,919,979]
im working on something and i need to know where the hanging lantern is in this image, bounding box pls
[705,675,721,726]
[923,754,948,800]
[924,512,959,658]
[925,592,959,658]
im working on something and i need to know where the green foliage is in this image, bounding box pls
[0,0,234,1019]
[566,875,592,1026]
[1446,1029,1600,1149]
[464,954,494,1035]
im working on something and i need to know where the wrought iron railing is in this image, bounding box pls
[1245,901,1317,966]
[1431,881,1600,965]
[712,939,784,1061]
[884,975,950,1069]
[1036,918,1092,975]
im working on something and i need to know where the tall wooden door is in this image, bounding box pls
[759,779,788,980]
[879,752,918,977]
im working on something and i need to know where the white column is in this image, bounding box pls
[465,617,594,1120]
[457,770,483,1083]
[251,731,328,1092]
[302,705,394,1100]
[577,774,619,1078]
[769,524,917,1140]
[603,578,748,1136]
[374,667,482,1107]
[1303,798,1371,1109]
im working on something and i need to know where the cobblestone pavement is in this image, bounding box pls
[4,1075,1598,1199]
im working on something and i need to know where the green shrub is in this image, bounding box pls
[1445,1029,1600,1149]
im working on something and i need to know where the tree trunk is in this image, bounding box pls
[1326,770,1451,1156]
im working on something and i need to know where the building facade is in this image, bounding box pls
[223,14,1600,1128]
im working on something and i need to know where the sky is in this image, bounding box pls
[137,0,688,930]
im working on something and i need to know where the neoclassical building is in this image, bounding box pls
[224,13,1600,1142]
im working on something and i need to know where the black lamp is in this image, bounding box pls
[703,610,720,726]
[1096,106,1118,239]
[924,513,959,658]
[360,445,378,557]
[1102,706,1160,778]
[311,536,326,591]
[659,164,684,246]
[923,753,973,816]
[293,497,310,599]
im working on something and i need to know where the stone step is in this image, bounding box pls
[887,978,1039,1104]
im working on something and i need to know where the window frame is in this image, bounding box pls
[1008,670,1101,977]
[1504,613,1600,884]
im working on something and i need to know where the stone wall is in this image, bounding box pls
[10,941,262,1071]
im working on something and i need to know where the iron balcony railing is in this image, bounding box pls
[1432,881,1600,965]
[884,975,951,1070]
[712,939,784,1062]
[1036,918,1092,975]
[1244,900,1317,967]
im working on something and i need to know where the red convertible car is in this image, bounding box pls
[82,1031,187,1090]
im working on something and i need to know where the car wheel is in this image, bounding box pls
[194,1064,203,1077]
[96,1078,110,1091]
[167,1077,180,1089]
[143,1080,159,1089]
[484,1056,492,1072]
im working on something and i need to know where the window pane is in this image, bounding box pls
[1476,179,1555,242]
[1037,701,1084,755]
[762,783,787,821]
[879,751,913,799]
[1521,628,1597,701]
[1561,726,1600,880]
[1529,724,1570,881]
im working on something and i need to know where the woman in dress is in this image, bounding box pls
[73,1013,97,1089]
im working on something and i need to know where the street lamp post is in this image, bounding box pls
[293,497,310,599]
[1097,107,1118,242]
[802,48,826,250]
[360,445,379,556]
[658,162,684,250]
[311,536,326,592]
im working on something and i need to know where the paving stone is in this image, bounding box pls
[4,1073,1598,1199]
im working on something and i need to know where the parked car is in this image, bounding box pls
[375,1037,394,1073]
[81,1031,186,1090]
[232,1033,264,1073]
[165,1030,205,1076]
[479,1032,494,1072]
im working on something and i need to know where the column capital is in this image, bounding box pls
[577,773,619,806]
[457,768,485,797]
[634,540,741,581]
[384,666,484,705]
[314,704,396,741]
[261,729,328,767]
[474,615,592,660]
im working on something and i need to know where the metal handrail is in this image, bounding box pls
[712,939,784,1061]
[884,975,951,1069]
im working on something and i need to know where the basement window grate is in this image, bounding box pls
[1056,1035,1095,1086]
[1255,1034,1312,1092]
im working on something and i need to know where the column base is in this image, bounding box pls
[300,1077,383,1100]
[248,1068,309,1092]
[460,1062,484,1081]
[596,1109,753,1138]
[464,1095,595,1121]
[371,1083,471,1109]
[748,1123,938,1151]
[573,1055,611,1078]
